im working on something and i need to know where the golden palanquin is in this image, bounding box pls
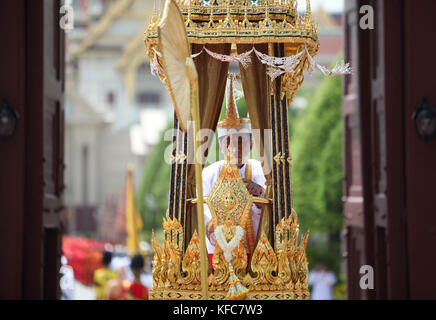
[145,0,318,300]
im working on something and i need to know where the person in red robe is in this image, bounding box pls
[121,253,149,300]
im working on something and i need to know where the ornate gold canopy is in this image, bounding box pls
[146,0,319,56]
[145,0,321,114]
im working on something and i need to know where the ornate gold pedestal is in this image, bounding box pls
[151,288,309,300]
[151,207,310,300]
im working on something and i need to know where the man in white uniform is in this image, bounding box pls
[308,263,337,300]
[202,75,266,268]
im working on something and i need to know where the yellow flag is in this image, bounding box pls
[125,165,143,256]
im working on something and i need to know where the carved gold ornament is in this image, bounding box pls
[206,161,253,229]
[151,211,310,299]
[146,0,319,52]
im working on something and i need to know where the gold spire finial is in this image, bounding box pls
[306,0,312,17]
[262,0,272,28]
[242,1,250,28]
[223,0,234,28]
[158,0,162,19]
[186,0,194,27]
[304,0,313,28]
[208,5,215,28]
[220,75,241,129]
[152,0,158,24]
[226,145,232,163]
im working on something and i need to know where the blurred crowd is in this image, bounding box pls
[60,250,152,300]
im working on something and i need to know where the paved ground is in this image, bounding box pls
[73,280,96,300]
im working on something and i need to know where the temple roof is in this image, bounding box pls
[72,0,152,58]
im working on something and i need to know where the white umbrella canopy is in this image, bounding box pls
[157,0,195,132]
[157,0,208,300]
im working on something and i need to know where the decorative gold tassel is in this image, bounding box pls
[225,263,249,300]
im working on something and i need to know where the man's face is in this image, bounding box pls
[219,134,252,167]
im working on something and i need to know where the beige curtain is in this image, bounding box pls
[184,43,231,247]
[237,43,274,248]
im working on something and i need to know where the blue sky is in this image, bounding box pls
[297,0,344,14]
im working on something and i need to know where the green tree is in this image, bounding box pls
[317,122,343,234]
[291,74,343,274]
[137,123,172,241]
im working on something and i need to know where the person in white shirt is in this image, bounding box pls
[60,256,75,300]
[308,263,337,300]
[202,74,266,268]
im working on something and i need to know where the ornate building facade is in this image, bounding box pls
[64,0,173,239]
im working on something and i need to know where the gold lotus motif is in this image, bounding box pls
[178,231,202,290]
[250,232,278,291]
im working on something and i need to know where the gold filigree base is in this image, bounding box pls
[150,288,310,300]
